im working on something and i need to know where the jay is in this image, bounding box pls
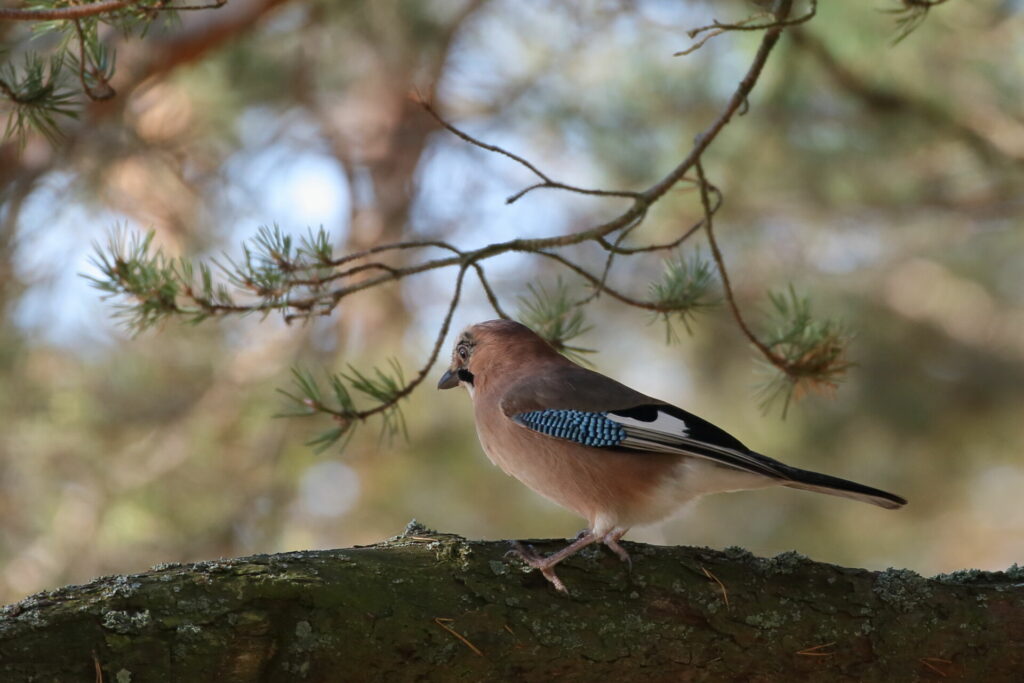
[438,319,906,592]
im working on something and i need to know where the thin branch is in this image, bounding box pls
[577,218,636,307]
[72,18,115,101]
[535,251,672,313]
[349,265,469,422]
[599,182,722,255]
[0,0,223,21]
[472,263,510,320]
[327,239,463,269]
[675,0,814,57]
[644,0,795,204]
[417,97,642,205]
[696,160,787,371]
[0,0,139,21]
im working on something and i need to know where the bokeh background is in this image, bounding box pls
[1,0,1022,605]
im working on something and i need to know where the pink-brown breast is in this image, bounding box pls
[472,396,684,531]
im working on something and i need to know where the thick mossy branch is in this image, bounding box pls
[1,525,1021,682]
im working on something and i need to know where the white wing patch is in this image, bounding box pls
[606,409,689,438]
[607,407,785,479]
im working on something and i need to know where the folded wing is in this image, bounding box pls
[501,367,906,509]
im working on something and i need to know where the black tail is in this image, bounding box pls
[779,465,907,509]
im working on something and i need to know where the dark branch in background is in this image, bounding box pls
[91,0,849,448]
[789,28,1024,167]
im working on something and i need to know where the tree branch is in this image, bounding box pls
[0,0,140,21]
[0,0,224,22]
[417,97,643,205]
[675,0,815,57]
[1,526,1021,681]
[789,27,1024,166]
[94,0,808,443]
[643,0,794,204]
[697,161,785,371]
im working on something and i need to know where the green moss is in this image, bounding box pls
[723,546,754,561]
[768,551,810,574]
[744,611,787,630]
[401,518,438,538]
[101,609,151,634]
[431,538,474,570]
[873,568,931,612]
[933,568,986,584]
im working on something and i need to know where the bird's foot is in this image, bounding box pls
[602,530,632,572]
[507,542,568,593]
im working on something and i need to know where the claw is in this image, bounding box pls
[507,541,543,565]
[507,542,568,592]
[602,529,632,572]
[604,538,632,571]
[505,532,601,593]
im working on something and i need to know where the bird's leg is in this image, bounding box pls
[509,531,600,593]
[602,527,632,571]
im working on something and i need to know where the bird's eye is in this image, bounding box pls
[457,345,469,361]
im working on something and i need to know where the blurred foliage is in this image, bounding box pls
[516,278,593,361]
[0,0,1023,606]
[648,250,718,341]
[0,0,229,145]
[755,285,851,416]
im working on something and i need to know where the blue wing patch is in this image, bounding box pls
[514,410,625,448]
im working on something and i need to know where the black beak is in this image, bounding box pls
[437,368,459,390]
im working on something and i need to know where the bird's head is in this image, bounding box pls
[437,319,560,394]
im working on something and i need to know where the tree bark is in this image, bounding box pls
[1,522,1021,682]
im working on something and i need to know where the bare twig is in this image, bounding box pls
[417,97,643,205]
[472,263,511,320]
[600,182,722,255]
[918,656,953,677]
[72,18,115,101]
[696,161,786,371]
[701,565,730,610]
[645,0,795,204]
[795,642,836,656]
[433,617,484,657]
[675,0,814,56]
